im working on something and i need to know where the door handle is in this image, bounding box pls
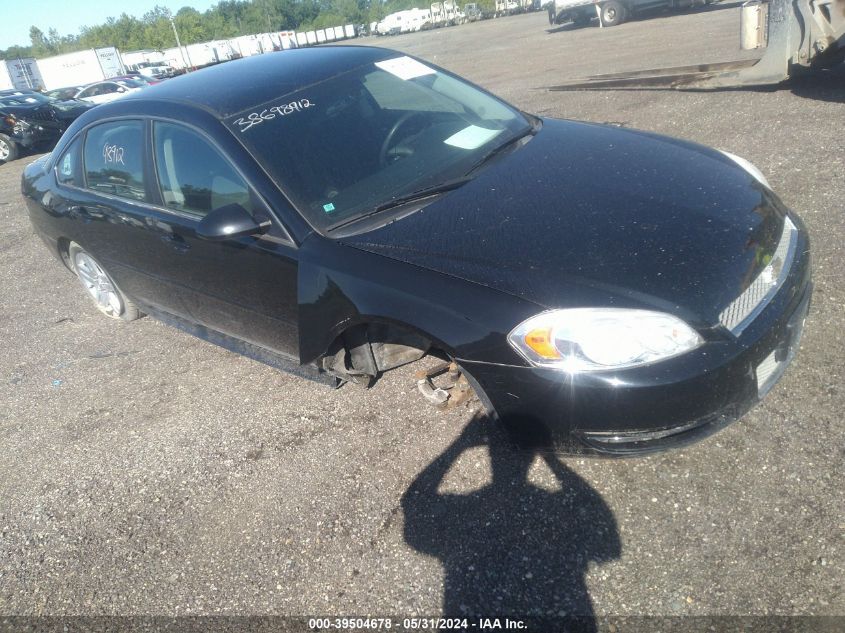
[67,205,91,222]
[160,233,191,253]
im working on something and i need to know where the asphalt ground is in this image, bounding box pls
[1,3,843,625]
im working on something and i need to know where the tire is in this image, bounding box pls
[0,134,19,164]
[600,0,626,25]
[68,242,142,321]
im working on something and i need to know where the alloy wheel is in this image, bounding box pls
[73,251,124,318]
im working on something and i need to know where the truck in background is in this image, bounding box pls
[443,0,456,23]
[550,0,844,89]
[548,0,715,27]
[463,3,488,20]
[35,47,124,91]
[430,2,446,26]
[0,58,44,90]
[132,60,175,79]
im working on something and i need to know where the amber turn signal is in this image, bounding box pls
[523,327,562,359]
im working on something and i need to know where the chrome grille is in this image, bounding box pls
[719,217,797,335]
[26,107,57,122]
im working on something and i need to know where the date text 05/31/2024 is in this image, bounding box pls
[308,617,527,630]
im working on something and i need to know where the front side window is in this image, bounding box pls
[83,120,146,201]
[153,121,252,217]
[226,55,529,231]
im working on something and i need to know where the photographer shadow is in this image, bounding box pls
[402,414,620,626]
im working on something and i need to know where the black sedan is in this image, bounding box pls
[20,47,811,455]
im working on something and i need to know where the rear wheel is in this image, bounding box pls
[0,134,18,163]
[68,242,141,321]
[600,0,626,25]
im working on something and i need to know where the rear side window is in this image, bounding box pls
[56,137,82,186]
[83,120,146,202]
[153,121,252,217]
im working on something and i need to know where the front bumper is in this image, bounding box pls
[459,231,812,456]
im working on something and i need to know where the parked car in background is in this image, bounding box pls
[1,109,57,164]
[21,47,811,454]
[0,89,93,162]
[112,74,160,86]
[109,73,164,86]
[45,86,88,101]
[73,79,146,105]
[2,90,95,131]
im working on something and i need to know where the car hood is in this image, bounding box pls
[50,99,95,120]
[339,118,787,327]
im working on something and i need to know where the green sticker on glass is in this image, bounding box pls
[323,203,336,213]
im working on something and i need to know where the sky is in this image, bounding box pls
[0,0,218,50]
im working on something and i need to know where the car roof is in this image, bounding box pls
[121,46,398,119]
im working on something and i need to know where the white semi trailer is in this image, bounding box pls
[0,58,44,90]
[35,47,124,91]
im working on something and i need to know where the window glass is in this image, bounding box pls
[153,121,252,217]
[56,137,82,186]
[83,120,147,201]
[225,59,527,231]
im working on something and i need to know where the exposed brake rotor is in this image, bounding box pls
[415,361,474,409]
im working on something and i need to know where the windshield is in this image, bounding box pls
[226,56,529,231]
[46,87,83,100]
[115,79,145,89]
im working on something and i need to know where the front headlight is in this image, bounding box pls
[719,150,771,189]
[507,308,703,372]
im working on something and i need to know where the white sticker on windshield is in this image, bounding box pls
[375,56,436,81]
[443,125,503,150]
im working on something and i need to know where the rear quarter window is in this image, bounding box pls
[83,120,147,202]
[56,137,83,186]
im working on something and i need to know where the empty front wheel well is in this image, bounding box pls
[320,321,450,386]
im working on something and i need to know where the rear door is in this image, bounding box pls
[54,117,301,358]
[69,118,194,317]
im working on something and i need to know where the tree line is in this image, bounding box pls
[1,0,486,60]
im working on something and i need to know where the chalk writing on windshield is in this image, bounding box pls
[232,99,315,133]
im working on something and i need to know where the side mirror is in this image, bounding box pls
[196,204,268,241]
[116,87,126,93]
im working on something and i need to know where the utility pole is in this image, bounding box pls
[168,13,193,71]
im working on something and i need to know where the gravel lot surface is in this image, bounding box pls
[0,3,843,622]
